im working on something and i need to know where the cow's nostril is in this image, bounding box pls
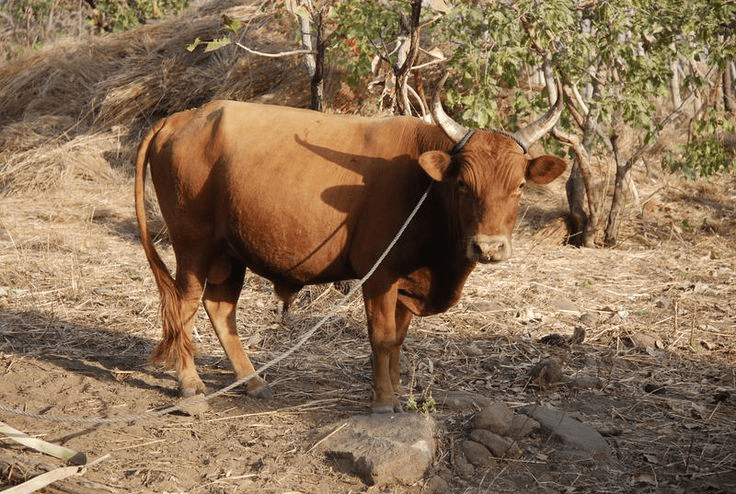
[470,242,483,261]
[470,235,511,263]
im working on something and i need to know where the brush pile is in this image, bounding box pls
[0,0,312,193]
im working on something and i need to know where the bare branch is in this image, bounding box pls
[234,42,315,58]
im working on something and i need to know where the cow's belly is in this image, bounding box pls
[224,183,359,285]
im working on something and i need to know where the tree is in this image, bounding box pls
[328,0,734,247]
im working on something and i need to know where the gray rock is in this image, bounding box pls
[462,440,494,467]
[433,389,492,410]
[508,413,540,439]
[520,405,610,459]
[469,429,521,458]
[452,442,475,479]
[316,413,436,486]
[474,401,514,435]
[424,475,451,494]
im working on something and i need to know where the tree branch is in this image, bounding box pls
[234,42,315,58]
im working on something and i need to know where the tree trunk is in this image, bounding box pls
[297,2,323,111]
[541,59,598,248]
[565,162,589,246]
[394,0,421,116]
[670,59,682,109]
[310,9,324,112]
[604,135,629,247]
[724,61,735,114]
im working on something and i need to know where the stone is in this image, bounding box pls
[507,413,540,439]
[521,406,610,459]
[474,401,514,435]
[433,389,492,410]
[528,357,564,389]
[424,475,451,494]
[316,413,436,486]
[462,440,494,467]
[452,442,475,479]
[469,429,521,458]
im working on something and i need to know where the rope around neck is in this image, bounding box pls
[0,184,433,425]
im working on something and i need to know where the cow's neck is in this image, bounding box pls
[396,183,476,316]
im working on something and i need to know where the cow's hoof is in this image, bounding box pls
[371,396,404,414]
[179,378,206,397]
[371,403,395,414]
[248,383,273,400]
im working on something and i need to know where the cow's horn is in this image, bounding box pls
[432,74,469,143]
[513,79,564,152]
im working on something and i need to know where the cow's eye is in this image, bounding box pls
[518,180,526,191]
[457,178,469,193]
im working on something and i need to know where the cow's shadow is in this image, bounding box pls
[0,307,235,400]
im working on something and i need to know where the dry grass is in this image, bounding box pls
[1,0,736,492]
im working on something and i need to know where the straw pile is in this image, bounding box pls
[0,0,311,193]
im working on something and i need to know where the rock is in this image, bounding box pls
[579,312,598,327]
[452,442,475,479]
[316,413,436,486]
[433,389,492,410]
[625,332,659,349]
[521,406,610,459]
[424,475,451,494]
[517,307,542,323]
[507,414,540,439]
[474,401,514,435]
[469,429,521,458]
[528,357,564,389]
[462,440,494,467]
[539,333,569,346]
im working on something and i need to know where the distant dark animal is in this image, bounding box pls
[134,89,566,413]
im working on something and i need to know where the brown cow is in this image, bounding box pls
[134,89,566,413]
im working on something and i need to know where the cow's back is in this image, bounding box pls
[147,101,433,286]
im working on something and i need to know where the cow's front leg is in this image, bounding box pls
[390,302,413,398]
[363,281,404,413]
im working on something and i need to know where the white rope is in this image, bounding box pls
[0,184,433,425]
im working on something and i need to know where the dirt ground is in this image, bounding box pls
[1,161,735,493]
[1,1,736,491]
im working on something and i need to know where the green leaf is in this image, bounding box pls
[223,14,243,34]
[204,37,231,52]
[186,37,203,52]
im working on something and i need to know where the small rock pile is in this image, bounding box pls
[460,401,540,467]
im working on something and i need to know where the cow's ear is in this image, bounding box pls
[526,155,567,185]
[418,151,452,181]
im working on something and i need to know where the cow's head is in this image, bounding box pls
[419,82,567,263]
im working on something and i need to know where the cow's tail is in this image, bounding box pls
[134,120,195,369]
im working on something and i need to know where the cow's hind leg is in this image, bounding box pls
[172,269,207,397]
[203,257,272,399]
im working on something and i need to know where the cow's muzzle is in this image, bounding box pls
[469,234,512,263]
